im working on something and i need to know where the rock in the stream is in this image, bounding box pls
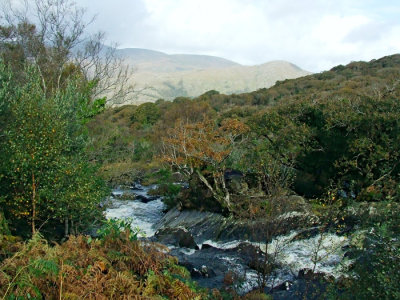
[130,182,144,190]
[111,191,124,198]
[297,268,334,282]
[272,280,294,292]
[231,242,266,270]
[270,268,336,300]
[170,244,253,290]
[201,243,215,250]
[181,264,216,279]
[270,278,329,300]
[291,227,321,241]
[155,227,198,249]
[135,194,158,203]
[190,267,203,278]
[154,199,319,245]
[200,265,216,278]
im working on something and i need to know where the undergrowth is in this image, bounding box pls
[0,228,211,299]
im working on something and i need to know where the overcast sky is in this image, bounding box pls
[78,0,400,72]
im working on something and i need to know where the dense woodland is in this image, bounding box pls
[0,0,399,298]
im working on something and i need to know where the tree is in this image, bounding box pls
[0,65,108,236]
[131,102,160,127]
[162,118,249,212]
[0,0,136,104]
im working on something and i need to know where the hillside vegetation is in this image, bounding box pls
[90,54,400,204]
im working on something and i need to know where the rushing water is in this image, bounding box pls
[105,186,349,294]
[106,185,165,237]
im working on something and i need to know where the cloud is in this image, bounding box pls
[79,0,400,72]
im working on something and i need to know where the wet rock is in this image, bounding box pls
[170,245,253,291]
[155,227,198,249]
[272,280,294,291]
[107,185,350,296]
[178,261,203,278]
[181,264,216,279]
[155,206,319,245]
[191,267,203,278]
[271,278,329,300]
[200,265,216,278]
[135,194,158,203]
[233,242,264,267]
[130,182,144,191]
[292,227,321,241]
[297,268,333,282]
[111,190,124,198]
[154,208,226,243]
[201,243,216,250]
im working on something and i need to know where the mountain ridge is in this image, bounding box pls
[112,48,311,104]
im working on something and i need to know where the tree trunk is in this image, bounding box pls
[71,219,75,235]
[196,169,232,212]
[64,217,69,237]
[32,173,36,234]
[220,169,232,210]
[196,169,216,195]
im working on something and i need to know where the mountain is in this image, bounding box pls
[114,48,311,104]
[117,48,239,72]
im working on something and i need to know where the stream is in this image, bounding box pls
[106,185,165,237]
[105,185,349,296]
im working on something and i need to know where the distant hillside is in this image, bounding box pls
[117,48,239,72]
[113,48,310,104]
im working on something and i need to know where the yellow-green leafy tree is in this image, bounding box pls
[0,65,107,236]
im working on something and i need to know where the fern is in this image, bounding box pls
[107,250,130,262]
[29,258,59,277]
[1,231,210,299]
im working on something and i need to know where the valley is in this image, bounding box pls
[0,1,399,298]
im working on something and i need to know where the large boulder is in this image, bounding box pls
[135,194,158,203]
[154,227,198,249]
[154,203,319,245]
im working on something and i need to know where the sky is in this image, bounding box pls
[78,0,400,72]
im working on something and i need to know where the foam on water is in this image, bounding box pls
[105,186,165,237]
[273,233,348,278]
[199,239,244,250]
[199,231,348,289]
[105,187,349,292]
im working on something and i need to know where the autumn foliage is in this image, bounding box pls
[0,230,208,299]
[162,118,249,211]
